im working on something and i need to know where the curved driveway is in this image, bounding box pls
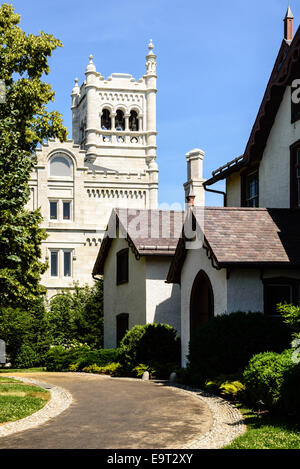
[0,372,213,449]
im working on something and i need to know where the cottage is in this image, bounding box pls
[167,7,300,366]
[92,208,184,348]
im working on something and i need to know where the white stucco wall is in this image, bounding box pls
[226,86,300,208]
[145,257,181,335]
[180,245,227,367]
[227,269,264,313]
[259,86,300,208]
[226,172,241,207]
[103,237,146,348]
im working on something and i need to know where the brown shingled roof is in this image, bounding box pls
[167,207,300,283]
[93,208,185,276]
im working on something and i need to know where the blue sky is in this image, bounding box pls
[8,0,298,206]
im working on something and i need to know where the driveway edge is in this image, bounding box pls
[0,376,72,438]
[171,384,246,449]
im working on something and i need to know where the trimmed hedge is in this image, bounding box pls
[119,323,181,378]
[243,350,300,415]
[44,346,119,372]
[187,312,290,383]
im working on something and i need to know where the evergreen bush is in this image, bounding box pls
[187,312,290,383]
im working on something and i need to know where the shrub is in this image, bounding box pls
[98,362,123,376]
[133,363,157,378]
[243,350,295,409]
[75,349,119,371]
[280,363,300,415]
[82,364,102,374]
[119,323,181,378]
[15,345,38,369]
[0,302,50,366]
[205,374,246,401]
[277,303,300,340]
[44,345,118,372]
[187,312,290,384]
[82,362,122,376]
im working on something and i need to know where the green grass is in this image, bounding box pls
[0,367,45,374]
[225,405,300,449]
[0,377,50,424]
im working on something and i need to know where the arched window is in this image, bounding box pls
[101,109,111,130]
[115,110,125,131]
[129,110,139,131]
[50,154,73,178]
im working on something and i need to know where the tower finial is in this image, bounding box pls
[71,77,80,95]
[86,54,96,73]
[284,6,294,42]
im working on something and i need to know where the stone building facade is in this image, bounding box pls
[27,41,159,298]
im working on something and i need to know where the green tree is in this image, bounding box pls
[0,3,67,308]
[47,281,104,348]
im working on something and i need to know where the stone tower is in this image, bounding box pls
[28,41,159,298]
[71,39,158,208]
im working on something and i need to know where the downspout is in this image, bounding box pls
[203,182,227,207]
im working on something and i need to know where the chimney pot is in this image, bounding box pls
[284,6,294,42]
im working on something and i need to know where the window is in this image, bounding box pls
[50,201,58,220]
[115,110,125,131]
[116,314,129,347]
[49,200,72,221]
[101,109,111,130]
[264,278,300,316]
[63,201,71,220]
[116,249,129,285]
[129,110,139,131]
[242,170,259,207]
[290,145,300,208]
[50,154,73,178]
[50,251,58,277]
[49,249,73,278]
[63,251,72,277]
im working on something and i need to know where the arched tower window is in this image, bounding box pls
[101,109,111,130]
[115,110,125,131]
[50,154,73,178]
[129,110,139,131]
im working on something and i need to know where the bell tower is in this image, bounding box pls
[70,41,158,208]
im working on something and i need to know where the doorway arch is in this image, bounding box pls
[190,270,214,337]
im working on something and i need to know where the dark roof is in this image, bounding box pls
[205,26,300,186]
[167,207,300,283]
[93,208,185,275]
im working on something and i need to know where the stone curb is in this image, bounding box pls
[172,385,246,449]
[0,376,72,438]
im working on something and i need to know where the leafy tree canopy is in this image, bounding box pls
[0,3,67,308]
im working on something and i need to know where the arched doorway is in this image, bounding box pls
[190,270,214,337]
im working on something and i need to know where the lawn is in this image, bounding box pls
[0,368,45,374]
[0,376,50,424]
[225,405,300,449]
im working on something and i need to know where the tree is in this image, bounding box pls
[47,281,104,348]
[0,3,67,309]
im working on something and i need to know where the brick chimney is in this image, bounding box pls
[284,6,294,43]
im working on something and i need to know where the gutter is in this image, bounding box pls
[203,182,227,207]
